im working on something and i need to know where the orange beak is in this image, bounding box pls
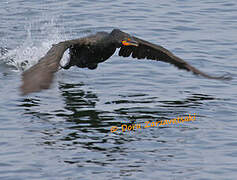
[122,39,138,47]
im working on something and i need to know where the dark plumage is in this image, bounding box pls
[20,29,230,95]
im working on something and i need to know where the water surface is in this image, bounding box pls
[1,0,237,179]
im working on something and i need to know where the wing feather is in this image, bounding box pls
[20,42,69,95]
[20,34,101,95]
[119,36,230,80]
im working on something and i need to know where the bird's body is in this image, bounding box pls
[20,29,230,95]
[64,32,116,70]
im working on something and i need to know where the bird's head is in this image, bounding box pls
[110,29,139,47]
[121,38,138,47]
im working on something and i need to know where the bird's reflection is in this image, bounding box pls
[159,93,216,108]
[58,82,112,134]
[19,83,220,165]
[19,83,217,131]
[19,83,218,130]
[58,82,99,121]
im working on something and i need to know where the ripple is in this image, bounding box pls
[1,0,237,179]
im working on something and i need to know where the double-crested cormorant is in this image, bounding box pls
[20,29,230,95]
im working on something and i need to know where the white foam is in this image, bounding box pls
[1,18,70,71]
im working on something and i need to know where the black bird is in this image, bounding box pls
[20,29,230,95]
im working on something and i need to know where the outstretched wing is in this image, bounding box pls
[118,36,230,80]
[20,33,108,95]
[20,42,70,95]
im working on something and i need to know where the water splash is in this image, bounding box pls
[0,18,70,71]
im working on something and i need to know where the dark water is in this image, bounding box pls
[1,0,237,179]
